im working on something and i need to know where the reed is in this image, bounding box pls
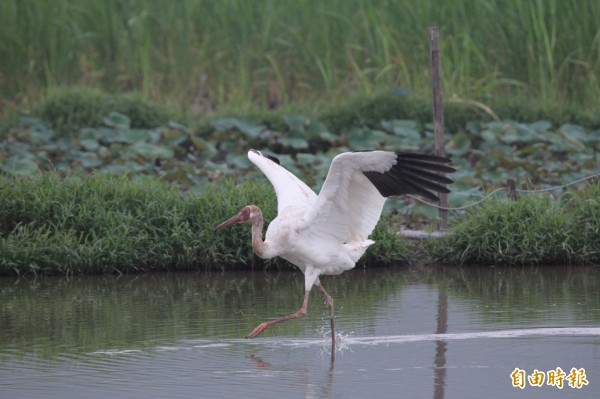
[1,0,598,115]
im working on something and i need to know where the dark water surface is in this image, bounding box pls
[1,266,599,398]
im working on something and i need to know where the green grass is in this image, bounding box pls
[0,172,409,276]
[1,0,599,117]
[431,183,600,265]
[0,172,597,276]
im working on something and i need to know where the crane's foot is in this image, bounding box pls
[246,307,308,339]
[246,322,269,339]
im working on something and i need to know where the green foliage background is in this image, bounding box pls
[1,0,599,116]
[0,1,599,275]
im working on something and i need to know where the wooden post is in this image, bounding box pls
[429,27,448,230]
[507,179,517,201]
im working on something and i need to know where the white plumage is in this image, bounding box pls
[215,149,454,345]
[249,150,392,280]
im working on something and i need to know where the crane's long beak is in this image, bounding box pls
[214,212,243,232]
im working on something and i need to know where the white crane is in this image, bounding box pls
[215,149,454,349]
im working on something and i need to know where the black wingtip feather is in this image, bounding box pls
[396,152,453,163]
[265,154,280,164]
[362,152,455,201]
[250,149,280,165]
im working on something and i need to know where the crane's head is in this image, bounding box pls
[214,205,262,232]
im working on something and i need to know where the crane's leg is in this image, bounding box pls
[317,283,336,353]
[246,290,311,338]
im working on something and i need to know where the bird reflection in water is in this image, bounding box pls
[248,354,335,399]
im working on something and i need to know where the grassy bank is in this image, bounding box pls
[431,183,600,265]
[0,172,408,276]
[0,171,598,277]
[1,0,599,116]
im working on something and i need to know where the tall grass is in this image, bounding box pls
[1,0,598,115]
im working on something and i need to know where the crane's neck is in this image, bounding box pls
[250,210,270,259]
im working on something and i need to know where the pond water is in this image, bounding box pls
[1,266,599,399]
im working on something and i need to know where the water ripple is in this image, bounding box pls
[85,327,600,356]
[342,327,600,346]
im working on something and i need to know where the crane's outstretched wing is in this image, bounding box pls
[248,149,318,214]
[303,151,455,243]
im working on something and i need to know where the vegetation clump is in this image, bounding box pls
[432,184,600,265]
[39,87,171,136]
[39,87,111,136]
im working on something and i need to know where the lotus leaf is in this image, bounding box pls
[347,127,389,149]
[305,120,332,137]
[446,132,471,155]
[1,158,39,176]
[211,117,265,139]
[190,136,217,159]
[278,137,309,149]
[283,115,308,135]
[225,153,251,169]
[103,112,131,129]
[527,120,553,133]
[80,139,100,152]
[380,119,421,139]
[130,142,174,160]
[167,121,192,134]
[119,129,152,144]
[78,154,104,169]
[480,129,496,142]
[558,124,588,150]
